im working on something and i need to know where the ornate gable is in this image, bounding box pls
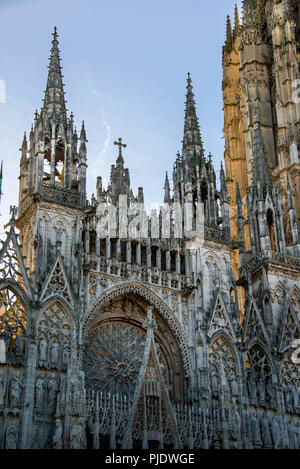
[278,303,300,353]
[122,309,181,449]
[208,294,236,341]
[40,255,73,305]
[243,301,270,345]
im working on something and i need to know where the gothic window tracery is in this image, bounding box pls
[84,322,146,395]
[245,344,274,408]
[209,335,237,373]
[0,288,26,345]
[280,354,299,391]
[246,344,272,381]
[0,240,25,289]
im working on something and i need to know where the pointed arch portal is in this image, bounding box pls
[83,286,187,403]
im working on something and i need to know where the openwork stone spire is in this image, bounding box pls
[42,26,67,120]
[182,73,204,160]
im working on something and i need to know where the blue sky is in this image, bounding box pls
[0,0,241,226]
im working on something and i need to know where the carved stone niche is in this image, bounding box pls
[82,293,185,401]
[37,301,73,372]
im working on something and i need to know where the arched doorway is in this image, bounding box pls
[82,293,186,449]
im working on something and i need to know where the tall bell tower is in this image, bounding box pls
[15,27,88,295]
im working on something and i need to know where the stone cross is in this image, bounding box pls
[114,138,126,158]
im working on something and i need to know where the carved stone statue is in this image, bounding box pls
[70,373,83,408]
[62,342,70,367]
[265,379,275,407]
[211,372,219,398]
[256,379,265,404]
[53,418,63,449]
[287,420,298,450]
[271,417,281,449]
[260,413,272,447]
[251,412,262,447]
[232,402,241,438]
[0,373,6,406]
[247,375,257,404]
[47,375,58,408]
[39,339,48,363]
[15,334,24,354]
[70,417,86,449]
[229,374,238,397]
[51,341,59,366]
[5,425,18,449]
[35,376,45,408]
[291,387,299,412]
[57,375,66,408]
[9,374,21,406]
[284,387,293,413]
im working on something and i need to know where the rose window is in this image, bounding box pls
[83,322,147,395]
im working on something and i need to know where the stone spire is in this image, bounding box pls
[164,171,171,204]
[220,162,229,202]
[79,121,87,157]
[182,73,204,161]
[226,15,233,44]
[19,132,28,167]
[78,121,88,207]
[42,26,67,121]
[234,4,240,36]
[110,138,130,205]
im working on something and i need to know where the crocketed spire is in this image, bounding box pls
[182,73,204,160]
[42,26,67,121]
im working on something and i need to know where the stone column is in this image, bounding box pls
[116,239,121,260]
[20,335,38,449]
[176,251,181,275]
[136,243,141,265]
[96,237,100,256]
[106,238,111,259]
[106,238,111,274]
[50,131,56,186]
[156,247,161,271]
[85,231,90,254]
[126,241,131,265]
[185,252,190,278]
[166,250,171,272]
[64,142,72,191]
[147,243,151,269]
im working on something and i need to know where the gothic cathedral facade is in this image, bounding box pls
[0,1,300,450]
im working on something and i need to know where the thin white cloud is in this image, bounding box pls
[82,64,112,189]
[89,115,111,188]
